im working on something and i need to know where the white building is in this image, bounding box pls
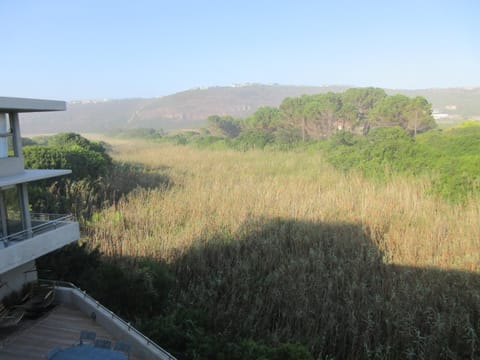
[0,97,79,298]
[0,97,174,360]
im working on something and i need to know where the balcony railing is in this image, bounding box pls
[1,213,75,248]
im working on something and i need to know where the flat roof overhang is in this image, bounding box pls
[0,169,71,189]
[0,97,66,113]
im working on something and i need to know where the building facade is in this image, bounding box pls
[0,97,175,359]
[0,97,79,299]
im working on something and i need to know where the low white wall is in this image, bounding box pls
[0,260,37,300]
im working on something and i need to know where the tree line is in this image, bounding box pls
[206,87,436,141]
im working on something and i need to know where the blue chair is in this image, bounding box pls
[114,341,131,359]
[79,330,96,345]
[94,338,112,349]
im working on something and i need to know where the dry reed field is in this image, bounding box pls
[86,139,480,358]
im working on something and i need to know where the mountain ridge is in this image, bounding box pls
[20,85,480,134]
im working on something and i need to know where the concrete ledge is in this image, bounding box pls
[0,222,79,273]
[0,169,72,188]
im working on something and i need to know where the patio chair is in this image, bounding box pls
[0,302,24,328]
[18,282,55,318]
[114,341,131,359]
[94,338,112,349]
[79,330,96,345]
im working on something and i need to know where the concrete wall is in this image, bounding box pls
[0,157,24,177]
[0,260,37,300]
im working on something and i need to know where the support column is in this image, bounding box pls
[0,113,7,158]
[0,190,7,239]
[9,112,22,158]
[17,183,32,238]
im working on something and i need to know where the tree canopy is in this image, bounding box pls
[368,95,436,134]
[205,88,436,142]
[206,115,242,138]
[23,133,111,180]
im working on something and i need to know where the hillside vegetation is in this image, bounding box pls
[108,89,480,203]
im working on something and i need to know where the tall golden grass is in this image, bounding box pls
[85,139,480,358]
[87,141,480,271]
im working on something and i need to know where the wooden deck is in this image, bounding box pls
[0,303,136,359]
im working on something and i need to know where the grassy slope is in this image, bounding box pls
[85,140,480,359]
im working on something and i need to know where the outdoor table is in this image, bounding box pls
[47,344,127,360]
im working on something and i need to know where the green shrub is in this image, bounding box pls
[23,133,170,218]
[37,242,101,290]
[92,258,173,319]
[231,130,274,150]
[322,124,480,201]
[38,246,174,322]
[140,310,313,360]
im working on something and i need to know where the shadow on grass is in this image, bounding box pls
[169,217,480,359]
[37,216,480,359]
[107,161,173,200]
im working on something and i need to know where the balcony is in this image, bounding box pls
[0,280,176,359]
[1,213,75,245]
[0,213,79,273]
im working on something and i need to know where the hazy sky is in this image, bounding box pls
[1,0,478,100]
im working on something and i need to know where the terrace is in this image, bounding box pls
[0,281,176,359]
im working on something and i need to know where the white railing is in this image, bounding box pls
[1,213,75,247]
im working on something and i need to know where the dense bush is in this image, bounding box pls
[92,258,173,319]
[38,244,173,320]
[24,145,110,180]
[23,133,170,218]
[37,242,101,289]
[192,135,229,150]
[231,130,274,150]
[324,124,480,201]
[141,309,313,360]
[109,128,164,140]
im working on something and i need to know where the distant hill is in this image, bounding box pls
[20,85,480,134]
